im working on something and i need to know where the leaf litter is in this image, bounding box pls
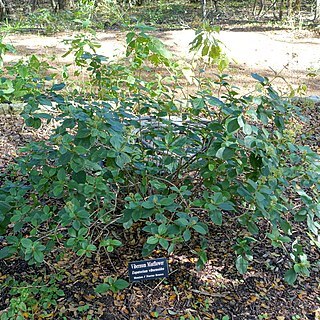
[0,102,319,319]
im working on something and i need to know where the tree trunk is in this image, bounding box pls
[293,0,301,12]
[253,0,265,16]
[57,0,75,10]
[201,0,207,19]
[51,0,58,11]
[0,0,6,21]
[315,0,320,20]
[279,0,285,20]
[287,0,293,16]
[31,0,39,11]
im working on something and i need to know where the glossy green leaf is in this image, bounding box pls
[226,117,240,134]
[236,255,248,274]
[21,238,33,248]
[51,83,65,91]
[114,279,130,290]
[33,250,44,263]
[284,268,297,285]
[147,236,159,245]
[192,224,207,235]
[0,201,11,214]
[0,246,17,259]
[95,283,110,294]
[183,229,191,241]
[210,210,222,225]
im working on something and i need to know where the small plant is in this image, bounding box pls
[0,276,64,320]
[95,277,130,294]
[0,30,319,288]
[189,22,229,73]
[95,0,129,27]
[99,238,122,252]
[0,38,15,67]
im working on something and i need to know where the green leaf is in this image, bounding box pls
[149,37,172,59]
[219,202,234,211]
[72,171,86,184]
[53,184,63,197]
[255,191,265,202]
[159,197,174,206]
[216,147,234,160]
[167,243,175,254]
[175,218,189,227]
[142,201,155,209]
[76,128,91,139]
[183,229,191,241]
[192,224,207,235]
[236,255,248,274]
[0,201,11,214]
[209,210,222,225]
[249,153,262,169]
[142,243,157,257]
[114,279,130,290]
[247,221,259,235]
[159,238,169,250]
[274,115,285,130]
[147,236,159,245]
[95,283,110,294]
[58,151,73,165]
[68,228,77,237]
[226,117,240,134]
[243,123,252,135]
[25,117,41,129]
[33,250,44,263]
[107,246,114,252]
[284,268,297,285]
[307,214,318,235]
[73,146,87,155]
[111,240,122,247]
[51,83,65,91]
[0,246,17,259]
[132,209,141,222]
[158,224,167,235]
[57,168,66,181]
[87,244,97,251]
[38,96,52,106]
[77,249,86,256]
[251,73,266,83]
[115,153,131,168]
[21,238,33,248]
[110,135,123,150]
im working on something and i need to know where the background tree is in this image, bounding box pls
[53,0,75,10]
[0,0,9,21]
[316,0,320,19]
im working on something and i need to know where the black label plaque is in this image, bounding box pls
[128,258,169,282]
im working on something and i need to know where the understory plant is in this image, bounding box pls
[0,27,319,289]
[0,275,64,320]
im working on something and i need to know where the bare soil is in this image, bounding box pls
[3,28,320,96]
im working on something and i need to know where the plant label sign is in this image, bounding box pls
[128,257,169,282]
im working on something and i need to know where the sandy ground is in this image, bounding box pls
[3,29,320,95]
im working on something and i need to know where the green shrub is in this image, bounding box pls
[0,28,319,286]
[0,275,64,320]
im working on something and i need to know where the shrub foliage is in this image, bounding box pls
[0,27,319,287]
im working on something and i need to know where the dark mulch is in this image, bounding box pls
[0,106,319,319]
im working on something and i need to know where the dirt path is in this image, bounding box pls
[1,28,320,320]
[3,29,320,95]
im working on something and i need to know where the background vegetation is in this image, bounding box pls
[0,0,319,319]
[0,0,319,33]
